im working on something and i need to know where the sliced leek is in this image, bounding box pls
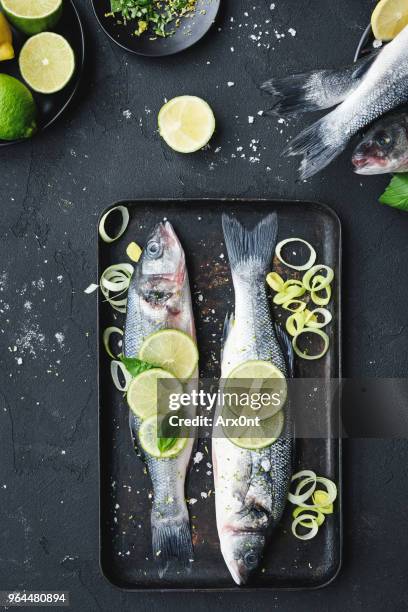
[100,263,134,313]
[111,359,132,392]
[275,238,317,271]
[291,514,319,540]
[292,328,329,361]
[282,300,307,313]
[306,308,332,329]
[103,326,123,359]
[266,272,285,292]
[99,205,130,243]
[303,265,334,291]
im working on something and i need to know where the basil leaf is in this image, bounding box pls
[120,356,155,378]
[379,174,408,211]
[158,437,177,453]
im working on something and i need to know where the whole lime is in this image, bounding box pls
[0,74,37,140]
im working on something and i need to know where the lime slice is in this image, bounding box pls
[139,329,198,382]
[1,0,62,35]
[139,415,187,459]
[158,95,215,153]
[0,74,36,140]
[371,0,408,40]
[224,360,287,421]
[127,368,182,420]
[227,409,285,451]
[19,32,75,94]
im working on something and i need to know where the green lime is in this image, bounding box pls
[139,329,198,382]
[139,415,187,459]
[0,74,36,140]
[19,32,75,94]
[224,360,287,421]
[127,368,182,421]
[1,0,62,35]
[226,409,285,451]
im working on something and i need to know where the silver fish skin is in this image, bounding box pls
[124,221,196,569]
[262,53,376,116]
[285,26,408,179]
[213,214,293,586]
[352,111,408,175]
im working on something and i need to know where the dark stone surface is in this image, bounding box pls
[0,0,407,610]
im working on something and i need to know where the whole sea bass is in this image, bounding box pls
[124,221,196,571]
[264,25,408,179]
[212,214,294,585]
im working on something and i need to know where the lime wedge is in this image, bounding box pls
[371,0,408,40]
[139,329,198,382]
[19,32,75,94]
[224,360,287,421]
[226,409,285,451]
[0,74,36,140]
[158,95,215,153]
[139,415,187,459]
[127,368,182,421]
[1,0,62,35]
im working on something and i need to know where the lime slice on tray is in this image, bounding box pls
[371,0,408,40]
[225,408,285,451]
[19,32,75,94]
[0,73,36,140]
[158,95,215,153]
[224,360,287,421]
[139,329,198,382]
[127,368,182,421]
[1,0,62,35]
[139,415,187,459]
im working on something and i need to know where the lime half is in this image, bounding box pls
[0,74,36,140]
[139,329,198,382]
[224,360,287,421]
[1,0,62,35]
[227,409,285,451]
[19,32,75,94]
[139,415,187,459]
[127,368,182,421]
[158,95,215,153]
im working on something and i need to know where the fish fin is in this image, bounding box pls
[221,312,234,357]
[274,323,295,378]
[262,55,377,116]
[152,518,193,569]
[283,111,346,180]
[222,213,278,272]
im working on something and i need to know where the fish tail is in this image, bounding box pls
[222,213,278,273]
[152,517,193,568]
[283,111,347,180]
[262,55,376,116]
[262,71,333,115]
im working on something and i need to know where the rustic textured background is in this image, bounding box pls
[0,0,406,610]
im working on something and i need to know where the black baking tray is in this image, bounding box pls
[98,199,342,591]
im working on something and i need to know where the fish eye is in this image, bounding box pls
[243,550,259,569]
[146,240,162,259]
[376,131,392,147]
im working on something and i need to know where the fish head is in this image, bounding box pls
[352,115,408,175]
[136,221,186,317]
[220,530,265,585]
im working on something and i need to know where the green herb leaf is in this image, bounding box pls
[120,355,155,377]
[157,436,177,452]
[379,174,408,211]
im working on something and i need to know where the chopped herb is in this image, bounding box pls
[109,0,197,38]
